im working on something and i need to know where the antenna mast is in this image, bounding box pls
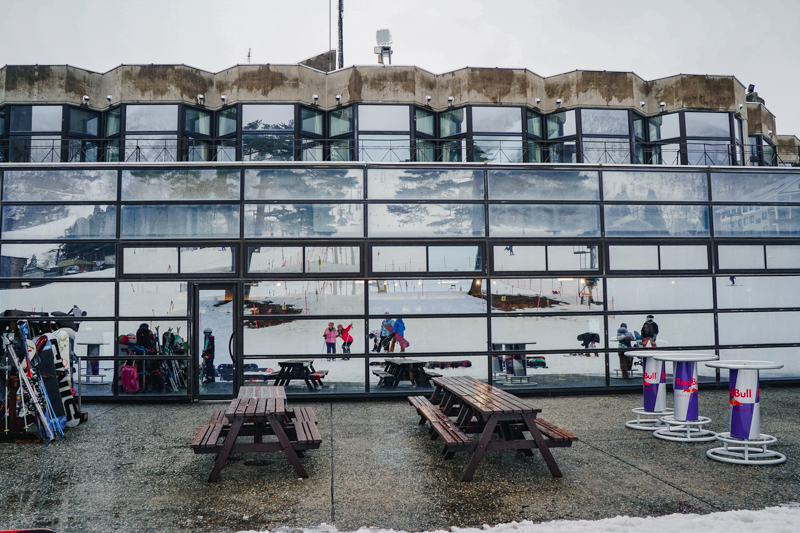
[247,48,251,64]
[338,0,344,69]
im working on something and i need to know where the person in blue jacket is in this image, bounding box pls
[390,317,406,352]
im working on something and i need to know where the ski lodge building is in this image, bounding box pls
[1,61,799,401]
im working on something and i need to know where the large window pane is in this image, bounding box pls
[300,138,323,161]
[10,106,62,132]
[581,138,630,164]
[0,281,114,317]
[718,311,800,345]
[603,171,707,201]
[247,247,303,274]
[717,276,800,309]
[243,319,365,355]
[368,168,483,200]
[492,315,604,350]
[604,205,709,237]
[2,205,116,240]
[489,205,600,237]
[330,107,353,136]
[245,204,363,238]
[719,348,800,379]
[300,107,324,135]
[69,108,99,136]
[358,105,409,131]
[181,247,235,274]
[415,108,435,136]
[607,277,712,310]
[123,247,178,274]
[125,105,177,131]
[547,245,599,270]
[660,245,708,270]
[766,245,800,269]
[121,205,239,239]
[305,246,360,273]
[245,168,362,200]
[440,108,466,137]
[0,242,114,278]
[372,246,426,273]
[547,141,577,162]
[713,206,800,237]
[242,105,293,131]
[648,113,680,140]
[369,204,485,238]
[416,139,436,162]
[685,112,730,138]
[428,246,482,272]
[580,109,629,135]
[612,313,715,348]
[184,108,211,135]
[242,134,293,161]
[217,107,237,136]
[0,107,5,135]
[245,280,364,316]
[442,139,466,162]
[124,134,177,162]
[546,110,576,139]
[472,107,522,133]
[527,110,543,138]
[711,173,800,203]
[122,169,239,200]
[651,143,682,165]
[472,136,523,163]
[493,246,546,272]
[358,134,410,162]
[368,317,486,353]
[9,136,61,163]
[717,245,765,270]
[608,245,659,270]
[106,108,121,136]
[491,278,602,313]
[369,279,485,315]
[687,140,731,166]
[119,282,188,316]
[3,170,116,201]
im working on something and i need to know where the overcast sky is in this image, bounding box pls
[2,0,799,136]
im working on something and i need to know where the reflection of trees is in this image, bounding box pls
[4,205,70,230]
[385,204,483,236]
[489,170,597,200]
[249,168,361,199]
[381,169,482,200]
[63,205,116,239]
[125,169,238,200]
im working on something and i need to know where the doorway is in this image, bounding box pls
[193,283,238,399]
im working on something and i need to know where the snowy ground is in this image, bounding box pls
[238,505,800,533]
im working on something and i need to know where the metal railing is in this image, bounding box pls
[0,138,798,166]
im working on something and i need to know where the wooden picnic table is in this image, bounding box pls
[191,385,321,482]
[409,376,576,482]
[373,358,441,389]
[270,360,328,391]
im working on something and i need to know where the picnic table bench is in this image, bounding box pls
[266,360,328,391]
[190,385,321,481]
[409,375,577,481]
[373,358,441,389]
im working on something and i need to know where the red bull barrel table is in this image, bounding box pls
[624,350,672,431]
[704,360,786,465]
[653,352,719,443]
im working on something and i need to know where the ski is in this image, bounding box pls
[3,336,54,441]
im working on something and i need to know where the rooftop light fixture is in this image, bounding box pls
[106,95,112,102]
[660,102,666,109]
[221,95,227,103]
[82,95,90,104]
[640,101,645,108]
[197,94,205,104]
[556,98,562,106]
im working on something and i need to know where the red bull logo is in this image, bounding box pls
[729,388,757,399]
[682,387,697,393]
[644,372,666,380]
[675,377,697,387]
[730,399,743,406]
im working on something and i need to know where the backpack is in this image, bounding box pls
[120,364,139,393]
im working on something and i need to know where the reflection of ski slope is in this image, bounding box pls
[199,294,235,367]
[3,214,83,239]
[1,279,115,316]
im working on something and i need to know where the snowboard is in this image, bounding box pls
[34,336,68,430]
[46,332,81,428]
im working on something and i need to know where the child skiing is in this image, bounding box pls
[337,323,353,357]
[323,322,338,355]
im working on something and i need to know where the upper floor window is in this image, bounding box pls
[546,110,576,139]
[184,107,212,136]
[330,106,354,136]
[0,107,6,135]
[358,105,409,132]
[648,113,680,140]
[684,112,730,138]
[242,104,293,131]
[300,106,324,135]
[580,109,629,136]
[125,104,178,132]
[472,106,522,133]
[9,105,62,132]
[106,108,121,136]
[217,107,237,136]
[69,108,100,137]
[440,108,466,137]
[527,110,543,138]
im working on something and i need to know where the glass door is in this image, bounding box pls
[193,283,237,399]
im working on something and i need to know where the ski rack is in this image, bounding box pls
[3,336,55,441]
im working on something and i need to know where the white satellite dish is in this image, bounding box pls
[376,29,392,45]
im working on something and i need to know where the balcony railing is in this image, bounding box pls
[0,138,797,167]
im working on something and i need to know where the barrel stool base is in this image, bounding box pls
[626,407,674,431]
[654,415,717,442]
[706,432,786,465]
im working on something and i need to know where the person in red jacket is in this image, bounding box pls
[337,323,354,358]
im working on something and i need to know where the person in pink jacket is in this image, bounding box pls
[323,322,338,354]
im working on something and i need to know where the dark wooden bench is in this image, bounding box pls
[408,396,473,458]
[372,369,396,387]
[533,418,578,447]
[292,406,323,448]
[190,409,227,453]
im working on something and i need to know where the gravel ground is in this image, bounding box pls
[1,388,798,533]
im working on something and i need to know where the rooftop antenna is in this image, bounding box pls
[375,28,392,65]
[247,48,251,64]
[338,0,344,69]
[328,0,332,72]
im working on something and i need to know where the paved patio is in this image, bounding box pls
[1,387,798,533]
